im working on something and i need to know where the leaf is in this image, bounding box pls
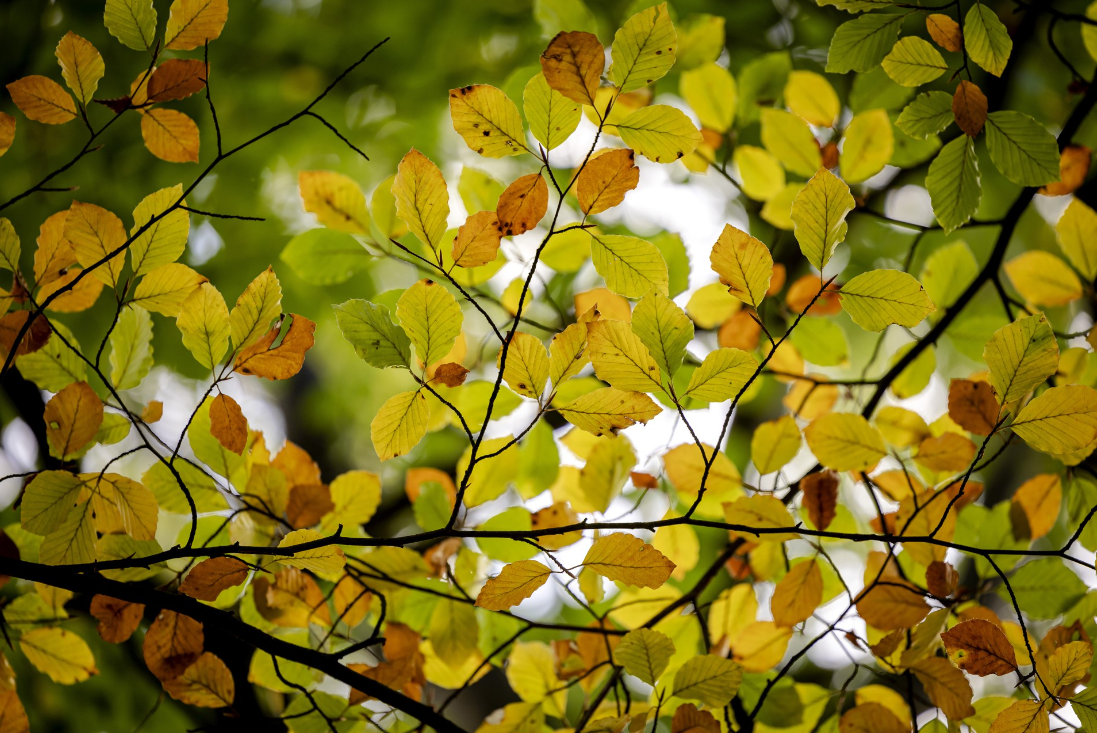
[577,149,639,215]
[1074,687,1097,732]
[278,529,346,575]
[681,63,737,132]
[1056,198,1097,280]
[953,80,988,137]
[608,2,676,93]
[449,84,527,158]
[165,0,228,50]
[65,201,126,286]
[882,37,947,86]
[132,263,208,316]
[332,299,410,370]
[147,59,207,102]
[771,559,822,627]
[984,314,1059,405]
[55,32,104,106]
[21,471,83,535]
[927,135,981,233]
[988,700,1048,733]
[784,70,839,127]
[141,108,200,163]
[163,652,235,708]
[589,233,668,298]
[723,495,797,542]
[131,185,188,276]
[208,393,246,455]
[631,290,692,378]
[841,109,893,183]
[88,473,157,541]
[856,580,929,630]
[801,470,839,530]
[448,211,500,269]
[0,113,13,157]
[5,76,76,124]
[948,378,999,435]
[897,91,954,140]
[965,2,1012,76]
[984,111,1060,186]
[709,225,772,308]
[614,628,675,685]
[1006,251,1082,308]
[143,610,205,681]
[371,389,428,461]
[839,269,935,331]
[393,149,449,253]
[501,332,549,399]
[826,13,904,74]
[581,533,674,588]
[556,387,662,436]
[177,282,230,369]
[475,560,552,611]
[280,228,370,285]
[839,703,907,733]
[684,348,758,401]
[760,108,821,178]
[298,171,370,234]
[497,174,548,236]
[1011,385,1097,455]
[1047,640,1093,692]
[616,105,702,163]
[230,267,282,351]
[541,31,603,106]
[104,0,157,52]
[587,320,662,392]
[89,596,145,643]
[232,314,315,380]
[19,628,97,684]
[941,619,1018,676]
[39,502,96,565]
[1041,143,1091,196]
[804,413,886,472]
[672,655,743,707]
[912,656,976,720]
[734,145,785,201]
[109,306,154,390]
[927,13,963,51]
[524,71,581,152]
[179,557,250,601]
[791,168,855,271]
[44,381,102,460]
[397,279,463,367]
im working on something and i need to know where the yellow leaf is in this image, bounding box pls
[839,703,908,733]
[708,585,757,646]
[370,389,428,461]
[177,282,230,369]
[1056,198,1097,280]
[587,320,663,392]
[680,63,736,133]
[541,31,604,106]
[839,269,935,331]
[1011,474,1061,541]
[710,224,772,308]
[229,267,282,352]
[548,322,589,388]
[671,655,743,707]
[876,406,931,448]
[579,436,636,512]
[1004,251,1083,307]
[86,473,158,541]
[912,656,975,720]
[855,580,929,630]
[723,495,797,543]
[581,533,675,588]
[751,415,801,475]
[840,109,893,184]
[277,529,345,576]
[556,387,662,436]
[397,279,463,368]
[449,85,527,158]
[475,560,552,611]
[577,149,639,215]
[651,515,699,581]
[132,263,208,316]
[19,628,97,684]
[1045,639,1092,692]
[130,185,188,276]
[55,32,104,106]
[734,145,785,201]
[613,628,676,685]
[664,442,741,518]
[732,621,792,671]
[984,314,1059,405]
[165,0,228,50]
[44,381,102,460]
[804,412,886,472]
[299,171,370,234]
[163,652,235,708]
[524,71,581,152]
[323,470,382,530]
[393,149,449,254]
[141,108,200,163]
[5,76,76,124]
[616,105,702,164]
[65,201,126,286]
[501,332,549,399]
[684,348,758,402]
[988,699,1048,733]
[1011,385,1097,455]
[589,233,668,298]
[761,108,821,178]
[791,168,854,271]
[784,70,839,127]
[771,559,822,627]
[607,3,676,94]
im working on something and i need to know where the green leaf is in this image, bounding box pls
[789,317,848,366]
[882,37,948,86]
[964,2,1012,76]
[684,348,759,401]
[589,233,669,299]
[1011,385,1097,455]
[673,655,743,707]
[920,241,978,314]
[371,389,429,461]
[927,135,981,234]
[998,558,1085,618]
[523,72,581,152]
[826,13,904,74]
[983,314,1058,405]
[614,628,675,685]
[791,168,855,271]
[850,65,913,113]
[631,290,693,378]
[1057,198,1097,281]
[280,228,370,286]
[21,471,84,535]
[608,2,676,94]
[738,52,791,124]
[533,0,598,38]
[896,91,954,139]
[16,323,86,392]
[109,305,154,390]
[1072,686,1097,731]
[760,108,821,178]
[413,481,451,531]
[984,110,1061,186]
[615,104,702,163]
[839,270,935,331]
[332,299,411,369]
[396,279,464,367]
[104,0,157,52]
[477,507,537,562]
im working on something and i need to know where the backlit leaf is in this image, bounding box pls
[839,269,935,331]
[791,168,855,271]
[581,533,674,588]
[608,3,676,94]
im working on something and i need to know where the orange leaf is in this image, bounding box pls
[5,76,76,124]
[233,314,315,380]
[43,381,103,459]
[953,80,987,137]
[576,148,640,215]
[771,559,822,627]
[142,610,204,681]
[451,210,501,267]
[926,13,963,52]
[89,595,145,644]
[141,108,200,163]
[540,31,604,107]
[1040,144,1091,196]
[286,483,333,528]
[179,557,250,601]
[497,173,548,237]
[209,393,247,454]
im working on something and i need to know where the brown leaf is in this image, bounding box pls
[433,361,470,387]
[926,13,963,52]
[671,704,720,733]
[43,381,103,459]
[914,432,976,472]
[0,310,51,361]
[926,561,959,598]
[94,95,131,114]
[953,80,987,137]
[1040,144,1092,196]
[948,378,999,435]
[496,173,548,237]
[912,656,976,720]
[179,557,250,601]
[162,652,234,708]
[143,610,204,681]
[820,140,839,170]
[141,108,200,163]
[147,59,207,102]
[838,702,907,733]
[233,314,315,380]
[89,596,145,644]
[630,471,658,489]
[1010,474,1061,541]
[855,580,929,631]
[576,148,639,215]
[348,656,417,705]
[451,210,501,268]
[209,394,246,454]
[286,483,333,528]
[941,618,1019,676]
[540,31,604,107]
[801,470,838,531]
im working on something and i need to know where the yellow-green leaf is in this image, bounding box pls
[751,415,801,475]
[784,70,839,127]
[501,332,550,399]
[841,109,893,184]
[105,0,156,52]
[130,185,188,276]
[1056,198,1097,281]
[710,224,773,308]
[109,305,154,390]
[882,37,948,87]
[608,2,676,94]
[680,63,736,133]
[965,3,1012,77]
[177,282,230,369]
[449,84,527,158]
[983,314,1059,404]
[791,168,855,271]
[55,32,104,107]
[631,290,693,378]
[589,232,668,299]
[839,269,935,331]
[524,72,580,152]
[803,412,887,471]
[397,278,464,367]
[393,149,449,253]
[371,389,428,461]
[672,655,743,707]
[761,108,821,178]
[277,529,345,575]
[685,347,758,402]
[734,145,785,201]
[299,171,370,235]
[1011,385,1097,455]
[613,628,675,685]
[616,105,702,164]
